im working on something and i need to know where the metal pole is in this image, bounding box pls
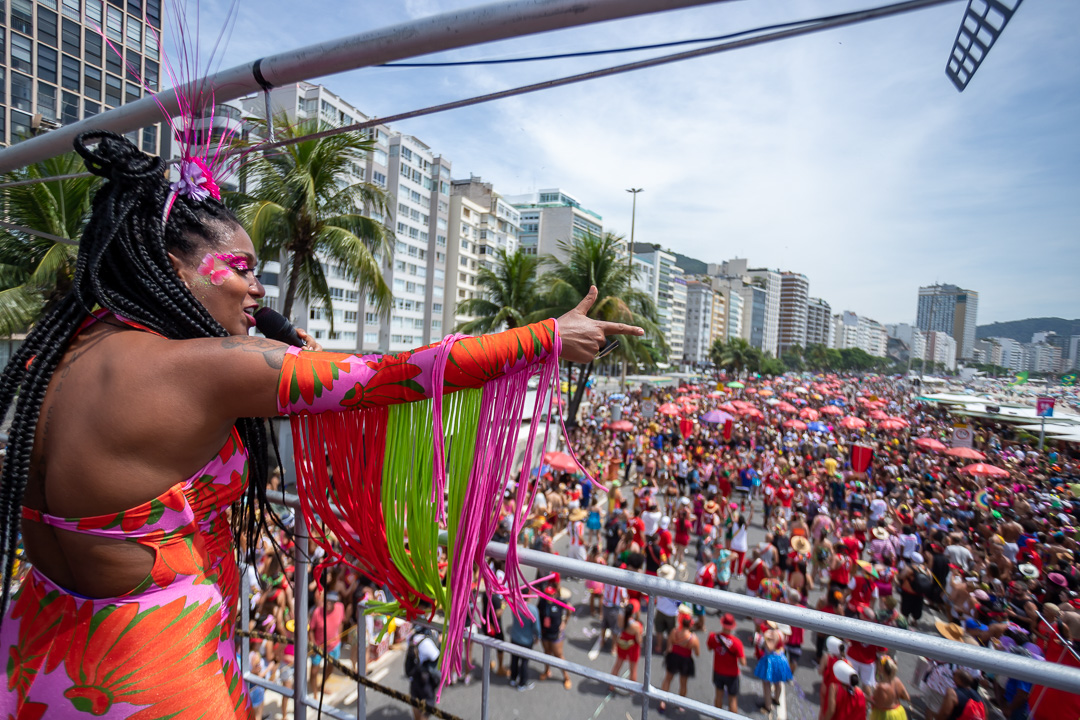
[0,0,739,172]
[481,643,492,720]
[1040,415,1046,451]
[641,594,656,720]
[623,187,643,391]
[293,511,310,720]
[356,602,367,720]
[240,569,251,674]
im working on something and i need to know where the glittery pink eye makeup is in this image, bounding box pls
[212,253,254,275]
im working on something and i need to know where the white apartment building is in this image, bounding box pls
[684,280,713,366]
[916,284,979,360]
[710,290,727,351]
[1023,342,1062,373]
[506,189,604,261]
[806,298,833,347]
[1069,335,1080,371]
[778,272,809,354]
[886,323,927,364]
[709,276,744,340]
[445,194,486,331]
[747,268,781,357]
[633,246,686,363]
[831,311,887,358]
[926,331,958,371]
[987,337,1025,371]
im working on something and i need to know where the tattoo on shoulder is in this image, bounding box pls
[221,336,286,370]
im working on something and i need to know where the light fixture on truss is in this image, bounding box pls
[946,0,1026,91]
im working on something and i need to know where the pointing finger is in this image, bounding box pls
[574,286,598,315]
[599,321,645,337]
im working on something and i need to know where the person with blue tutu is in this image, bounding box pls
[754,620,794,714]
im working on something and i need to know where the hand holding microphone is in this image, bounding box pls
[254,307,323,351]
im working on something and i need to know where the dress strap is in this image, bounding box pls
[21,505,83,532]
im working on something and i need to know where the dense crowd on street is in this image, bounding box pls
[236,372,1080,720]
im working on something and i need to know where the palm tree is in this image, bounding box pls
[0,152,101,335]
[228,116,394,325]
[536,231,664,425]
[719,337,756,377]
[454,248,540,334]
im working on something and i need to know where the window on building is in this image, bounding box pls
[84,100,99,116]
[436,235,446,247]
[61,20,80,56]
[432,303,442,313]
[329,287,344,300]
[37,82,58,120]
[410,190,421,203]
[125,81,138,104]
[86,0,103,22]
[145,0,160,27]
[11,34,33,73]
[364,332,377,345]
[61,91,79,123]
[84,28,102,66]
[127,0,142,22]
[10,110,33,141]
[11,0,34,34]
[141,125,155,152]
[394,260,406,272]
[84,65,101,99]
[37,46,59,83]
[345,290,358,302]
[372,171,386,187]
[0,68,5,105]
[62,0,81,19]
[61,55,80,90]
[105,6,123,42]
[399,163,410,178]
[434,269,445,281]
[105,43,122,75]
[126,50,141,82]
[38,8,58,47]
[11,73,33,112]
[104,73,121,106]
[309,307,323,320]
[143,58,157,90]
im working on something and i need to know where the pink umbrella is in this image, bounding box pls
[884,416,909,427]
[783,419,807,430]
[840,416,867,430]
[869,410,889,420]
[960,463,1010,478]
[782,392,798,399]
[776,401,798,414]
[658,402,681,416]
[608,420,634,432]
[799,408,820,421]
[877,419,907,432]
[914,437,947,452]
[945,447,986,461]
[718,403,738,413]
[542,451,578,472]
[820,405,843,417]
[743,408,765,422]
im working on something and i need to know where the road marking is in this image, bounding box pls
[778,683,787,720]
[589,668,629,720]
[587,635,603,661]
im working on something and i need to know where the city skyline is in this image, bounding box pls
[182,0,1080,326]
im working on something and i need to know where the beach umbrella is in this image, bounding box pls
[701,410,735,424]
[542,451,578,472]
[794,387,809,394]
[609,393,626,401]
[707,391,724,398]
[807,421,829,433]
[783,419,807,430]
[877,419,907,432]
[726,381,745,389]
[758,388,774,397]
[765,398,780,406]
[718,403,738,413]
[840,416,867,430]
[914,437,948,452]
[658,402,681,416]
[945,447,986,461]
[828,399,846,406]
[681,402,699,413]
[869,410,889,420]
[799,408,820,421]
[782,392,798,399]
[960,463,1010,478]
[820,405,843,417]
[884,416,909,427]
[776,401,798,414]
[608,420,634,432]
[743,408,765,422]
[731,400,753,409]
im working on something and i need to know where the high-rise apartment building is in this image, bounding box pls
[926,331,957,371]
[831,311,887,358]
[806,298,832,347]
[684,280,713,366]
[778,272,809,354]
[988,337,1024,371]
[506,188,603,260]
[747,269,781,357]
[708,276,744,341]
[2,0,164,151]
[885,323,926,364]
[633,244,686,363]
[709,290,727,350]
[916,284,979,360]
[743,285,767,351]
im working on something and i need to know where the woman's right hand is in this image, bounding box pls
[557,286,644,364]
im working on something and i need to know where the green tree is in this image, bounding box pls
[454,248,541,334]
[804,343,829,371]
[760,355,785,376]
[0,151,101,335]
[536,231,664,425]
[781,343,805,372]
[718,337,756,377]
[825,348,842,370]
[228,116,393,325]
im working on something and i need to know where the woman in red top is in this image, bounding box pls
[611,602,644,690]
[673,507,693,567]
[826,661,868,720]
[658,610,701,713]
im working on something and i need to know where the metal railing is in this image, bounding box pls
[239,492,1080,719]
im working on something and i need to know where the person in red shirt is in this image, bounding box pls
[708,614,746,713]
[308,587,346,691]
[840,530,863,562]
[844,608,885,690]
[1029,614,1080,720]
[658,516,675,559]
[829,550,852,595]
[628,511,646,549]
[846,562,878,618]
[825,661,867,720]
[778,483,795,523]
[745,557,768,597]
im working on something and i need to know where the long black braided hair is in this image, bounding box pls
[0,131,279,623]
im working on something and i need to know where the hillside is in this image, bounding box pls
[976,317,1080,343]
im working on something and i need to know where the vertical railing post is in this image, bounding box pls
[356,602,367,719]
[240,568,251,674]
[293,511,310,720]
[641,594,656,720]
[481,643,492,720]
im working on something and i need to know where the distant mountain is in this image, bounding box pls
[673,252,708,276]
[976,317,1080,343]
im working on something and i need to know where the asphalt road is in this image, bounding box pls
[273,494,982,720]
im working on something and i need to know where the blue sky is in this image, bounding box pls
[193,0,1080,325]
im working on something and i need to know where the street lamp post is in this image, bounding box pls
[622,188,643,391]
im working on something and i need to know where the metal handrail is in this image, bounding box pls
[241,492,1080,719]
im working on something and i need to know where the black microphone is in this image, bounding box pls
[254,307,305,347]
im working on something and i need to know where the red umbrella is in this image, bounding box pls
[743,408,765,422]
[782,392,798,399]
[820,405,843,416]
[945,447,986,461]
[914,437,947,452]
[745,388,758,394]
[840,416,867,430]
[884,416,909,427]
[542,451,578,472]
[608,420,634,432]
[783,419,807,430]
[960,463,1009,478]
[799,408,820,421]
[869,410,889,420]
[877,419,907,432]
[718,403,738,413]
[776,401,798,414]
[658,402,681,416]
[731,400,753,409]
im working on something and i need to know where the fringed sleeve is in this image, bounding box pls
[276,319,556,415]
[278,319,576,700]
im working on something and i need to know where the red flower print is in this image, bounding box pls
[6,582,77,706]
[280,352,353,408]
[340,354,426,409]
[143,533,205,589]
